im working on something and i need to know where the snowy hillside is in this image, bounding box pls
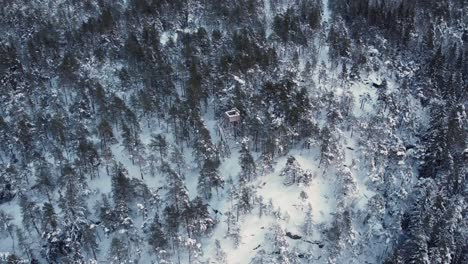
[0,0,466,263]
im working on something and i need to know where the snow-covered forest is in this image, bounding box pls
[0,0,467,263]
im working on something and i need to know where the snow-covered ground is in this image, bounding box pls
[203,150,337,263]
[264,0,273,37]
[0,0,430,262]
[197,0,415,261]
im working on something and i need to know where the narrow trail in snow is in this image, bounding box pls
[319,0,331,66]
[264,0,273,37]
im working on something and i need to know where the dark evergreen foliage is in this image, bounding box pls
[0,0,465,262]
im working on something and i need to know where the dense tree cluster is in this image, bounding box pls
[0,0,465,263]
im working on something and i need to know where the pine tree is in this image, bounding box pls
[111,163,132,204]
[81,223,99,261]
[34,161,55,200]
[148,213,167,253]
[419,103,448,179]
[280,156,304,186]
[237,183,254,216]
[125,33,144,62]
[110,163,134,231]
[98,118,116,150]
[108,237,130,264]
[98,195,115,233]
[149,133,168,163]
[0,210,15,252]
[41,202,58,233]
[16,115,34,164]
[18,195,41,236]
[185,196,216,237]
[121,123,143,165]
[267,224,294,264]
[16,228,33,262]
[163,205,182,261]
[214,239,227,263]
[197,158,223,200]
[239,139,256,182]
[424,22,434,50]
[170,146,186,175]
[160,161,190,214]
[302,204,314,237]
[337,166,357,198]
[58,164,88,219]
[58,52,79,84]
